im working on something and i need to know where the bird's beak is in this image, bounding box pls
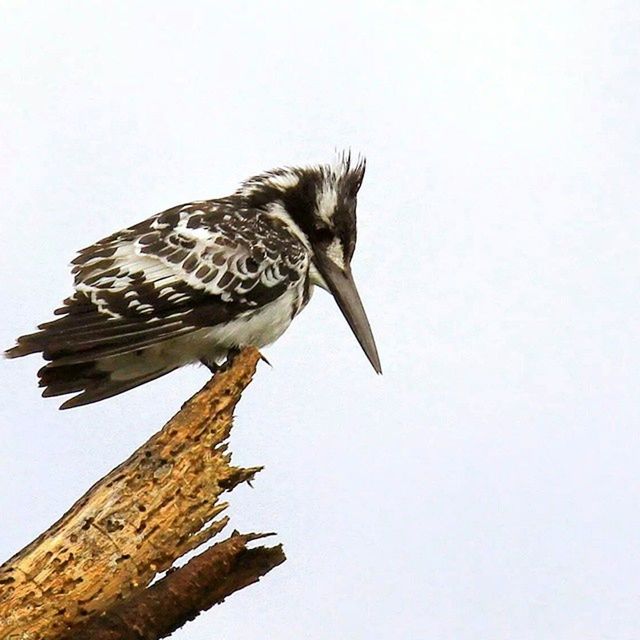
[313,252,382,374]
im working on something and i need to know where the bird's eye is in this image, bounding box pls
[314,227,334,244]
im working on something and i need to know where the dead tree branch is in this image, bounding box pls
[0,348,283,639]
[64,532,285,640]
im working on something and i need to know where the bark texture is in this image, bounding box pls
[0,348,277,640]
[64,532,285,640]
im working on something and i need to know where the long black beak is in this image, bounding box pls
[314,252,382,374]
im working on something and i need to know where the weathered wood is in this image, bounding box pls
[0,348,264,639]
[63,533,286,640]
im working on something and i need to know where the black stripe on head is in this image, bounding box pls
[238,155,366,259]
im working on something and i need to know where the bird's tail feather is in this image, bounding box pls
[6,330,180,409]
[5,293,194,408]
[38,360,177,409]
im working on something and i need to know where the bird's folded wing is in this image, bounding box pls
[7,200,309,363]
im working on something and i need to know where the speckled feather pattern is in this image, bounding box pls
[71,198,310,323]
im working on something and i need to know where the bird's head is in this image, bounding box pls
[237,153,381,374]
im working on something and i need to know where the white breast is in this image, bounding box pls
[200,286,309,355]
[151,284,312,370]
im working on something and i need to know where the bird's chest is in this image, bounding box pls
[201,284,311,352]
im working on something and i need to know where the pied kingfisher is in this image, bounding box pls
[6,154,381,408]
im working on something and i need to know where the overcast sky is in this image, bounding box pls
[1,2,639,639]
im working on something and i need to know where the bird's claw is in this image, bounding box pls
[258,352,273,368]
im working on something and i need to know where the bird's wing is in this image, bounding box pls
[8,199,310,363]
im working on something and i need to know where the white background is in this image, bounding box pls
[1,2,639,638]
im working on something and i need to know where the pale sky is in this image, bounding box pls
[1,2,639,639]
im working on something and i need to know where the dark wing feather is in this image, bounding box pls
[5,302,193,362]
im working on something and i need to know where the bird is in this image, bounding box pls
[6,153,381,409]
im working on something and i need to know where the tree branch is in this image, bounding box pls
[64,532,286,640]
[0,348,283,639]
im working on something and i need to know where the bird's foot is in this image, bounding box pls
[220,347,241,372]
[199,357,219,375]
[205,348,271,374]
[258,351,272,368]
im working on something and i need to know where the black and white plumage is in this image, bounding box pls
[6,154,381,409]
